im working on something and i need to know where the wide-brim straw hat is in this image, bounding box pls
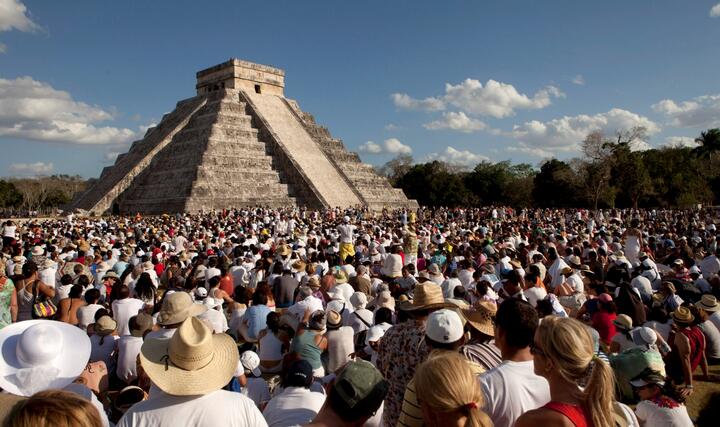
[334,270,348,284]
[613,314,633,330]
[462,301,497,337]
[277,244,292,257]
[697,295,720,312]
[672,306,694,325]
[140,317,237,396]
[94,316,117,336]
[0,320,91,396]
[291,260,306,272]
[157,292,208,326]
[399,283,452,312]
[326,310,343,329]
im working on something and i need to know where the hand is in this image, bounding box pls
[680,386,694,398]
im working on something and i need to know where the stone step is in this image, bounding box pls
[198,156,273,169]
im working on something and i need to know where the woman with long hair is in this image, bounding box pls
[414,351,492,427]
[132,272,156,311]
[516,316,617,427]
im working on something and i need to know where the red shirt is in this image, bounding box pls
[591,311,617,345]
[219,275,234,295]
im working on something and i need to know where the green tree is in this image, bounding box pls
[532,159,581,207]
[693,128,720,159]
[0,180,22,209]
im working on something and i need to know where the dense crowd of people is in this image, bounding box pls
[0,205,719,426]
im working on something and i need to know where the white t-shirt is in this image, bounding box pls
[241,376,271,407]
[117,335,144,383]
[262,386,325,427]
[112,298,146,336]
[77,303,104,330]
[117,389,267,427]
[479,360,551,427]
[198,307,228,334]
[631,276,653,299]
[523,286,548,308]
[634,399,693,427]
[89,334,119,368]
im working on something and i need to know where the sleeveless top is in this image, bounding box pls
[674,326,705,371]
[291,330,323,370]
[543,401,590,427]
[16,279,36,322]
[0,278,14,329]
[259,330,284,361]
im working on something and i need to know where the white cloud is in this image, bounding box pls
[393,78,563,119]
[423,111,489,133]
[443,79,564,118]
[0,0,39,33]
[572,75,585,85]
[8,161,53,176]
[391,93,445,111]
[359,138,412,155]
[506,143,555,158]
[0,76,139,145]
[711,3,720,17]
[510,108,660,154]
[663,136,699,148]
[651,94,720,128]
[424,146,489,169]
[358,141,382,154]
[384,123,400,131]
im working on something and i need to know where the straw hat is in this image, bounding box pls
[374,291,395,312]
[697,295,720,313]
[613,314,633,331]
[567,256,582,269]
[307,276,321,290]
[326,310,343,329]
[277,244,292,257]
[30,246,44,257]
[291,260,306,273]
[672,306,694,325]
[333,269,348,284]
[94,316,117,336]
[0,320,91,396]
[140,317,237,396]
[462,301,497,337]
[157,292,208,326]
[398,283,452,312]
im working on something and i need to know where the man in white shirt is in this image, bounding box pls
[111,285,146,336]
[117,313,153,384]
[263,360,326,427]
[117,317,266,427]
[480,298,550,427]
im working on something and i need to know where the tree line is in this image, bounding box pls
[0,175,89,215]
[380,128,720,209]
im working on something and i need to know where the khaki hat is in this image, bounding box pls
[672,306,694,325]
[95,316,117,336]
[307,276,321,290]
[462,301,497,337]
[277,244,291,257]
[326,310,343,329]
[334,269,348,284]
[140,317,237,396]
[613,314,633,331]
[291,260,306,272]
[398,283,452,312]
[157,292,208,326]
[697,295,720,312]
[130,313,154,338]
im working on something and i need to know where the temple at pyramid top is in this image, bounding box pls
[196,59,286,97]
[70,59,417,215]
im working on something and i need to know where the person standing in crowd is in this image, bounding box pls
[262,360,325,427]
[117,317,266,426]
[305,360,388,427]
[516,316,618,427]
[378,283,451,427]
[667,306,708,395]
[415,352,492,427]
[480,298,550,427]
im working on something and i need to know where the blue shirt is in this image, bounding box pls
[245,304,272,339]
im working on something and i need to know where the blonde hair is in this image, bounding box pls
[6,389,104,427]
[415,352,492,427]
[537,316,616,427]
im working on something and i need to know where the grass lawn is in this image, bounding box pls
[686,364,720,421]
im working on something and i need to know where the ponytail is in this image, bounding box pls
[584,356,616,427]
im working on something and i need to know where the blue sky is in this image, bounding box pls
[1,0,720,177]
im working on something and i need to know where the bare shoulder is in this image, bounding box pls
[515,408,574,427]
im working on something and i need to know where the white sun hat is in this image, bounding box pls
[0,320,91,396]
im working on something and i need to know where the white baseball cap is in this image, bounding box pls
[426,309,464,344]
[366,325,387,345]
[240,351,261,377]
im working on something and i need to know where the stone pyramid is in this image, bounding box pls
[71,59,417,215]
